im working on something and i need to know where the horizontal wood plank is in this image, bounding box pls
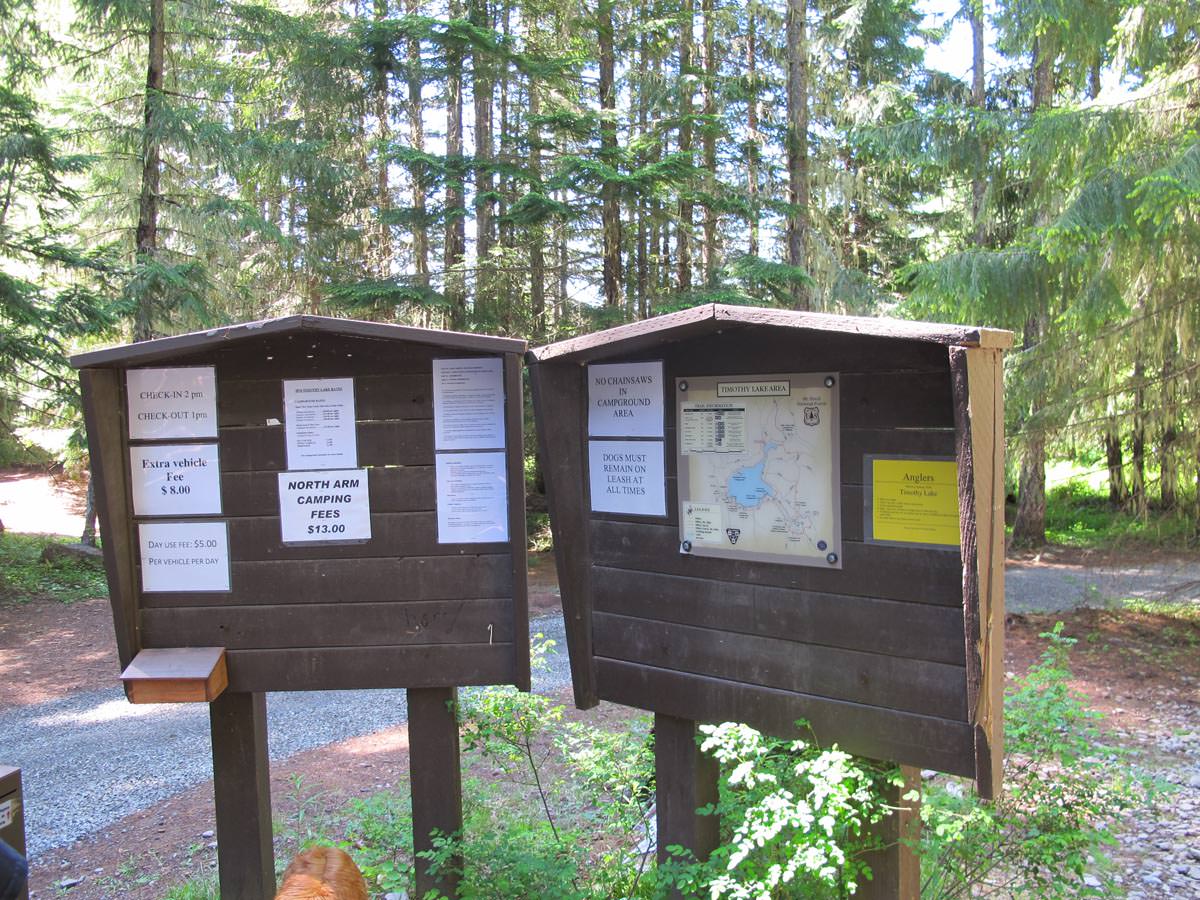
[591,567,965,664]
[218,373,433,427]
[218,420,432,472]
[142,598,513,650]
[594,613,967,720]
[590,520,962,606]
[596,658,975,777]
[225,643,516,691]
[219,466,436,517]
[838,371,954,430]
[140,555,512,607]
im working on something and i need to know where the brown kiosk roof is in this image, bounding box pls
[71,314,527,368]
[529,303,1012,363]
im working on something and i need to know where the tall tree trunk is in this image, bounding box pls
[1129,357,1148,517]
[1104,424,1126,505]
[1159,333,1178,510]
[528,75,545,337]
[134,0,165,341]
[557,188,569,325]
[445,0,468,329]
[746,2,760,258]
[676,0,693,294]
[635,0,649,318]
[1011,37,1057,546]
[373,0,392,280]
[701,0,717,287]
[969,0,986,245]
[786,0,810,309]
[1011,315,1048,546]
[406,0,429,310]
[599,0,622,309]
[471,0,495,320]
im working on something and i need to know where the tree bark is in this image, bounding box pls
[701,0,717,287]
[786,0,810,309]
[1129,358,1148,517]
[746,3,760,258]
[969,0,986,245]
[406,0,429,308]
[635,0,649,318]
[1104,426,1126,505]
[676,0,693,295]
[133,0,165,341]
[471,0,495,319]
[599,0,622,308]
[373,0,393,280]
[528,75,545,337]
[1160,353,1178,510]
[445,0,468,329]
[1011,36,1057,545]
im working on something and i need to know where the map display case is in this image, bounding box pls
[528,305,1012,891]
[676,371,842,568]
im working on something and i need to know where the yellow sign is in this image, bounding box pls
[871,458,960,547]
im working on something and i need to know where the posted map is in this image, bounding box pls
[677,373,841,568]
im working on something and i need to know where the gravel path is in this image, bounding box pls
[2,612,570,860]
[1006,556,1200,613]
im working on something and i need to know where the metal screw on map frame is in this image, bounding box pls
[826,552,839,565]
[679,381,688,392]
[824,375,836,388]
[681,540,692,553]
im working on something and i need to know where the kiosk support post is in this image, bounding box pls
[858,764,921,900]
[655,714,719,887]
[409,686,464,899]
[210,692,274,899]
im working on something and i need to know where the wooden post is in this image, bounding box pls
[655,714,719,875]
[409,686,464,899]
[858,765,921,900]
[210,692,274,900]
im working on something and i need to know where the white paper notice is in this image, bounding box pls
[588,440,666,516]
[587,361,664,437]
[139,521,231,593]
[283,378,358,470]
[278,469,371,543]
[127,367,218,440]
[682,502,725,543]
[436,452,509,543]
[130,443,222,517]
[433,358,506,450]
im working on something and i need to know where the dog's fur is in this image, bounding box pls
[274,847,369,900]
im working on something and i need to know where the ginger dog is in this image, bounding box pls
[274,847,369,900]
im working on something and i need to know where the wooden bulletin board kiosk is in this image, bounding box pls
[529,304,1011,896]
[72,316,528,899]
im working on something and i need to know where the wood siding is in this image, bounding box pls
[531,321,982,777]
[82,328,527,693]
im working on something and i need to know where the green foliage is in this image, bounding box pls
[1043,478,1196,550]
[658,724,899,900]
[158,876,218,900]
[344,790,416,894]
[422,791,593,900]
[918,623,1154,899]
[0,533,109,604]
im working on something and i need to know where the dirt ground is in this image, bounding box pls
[3,472,1199,898]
